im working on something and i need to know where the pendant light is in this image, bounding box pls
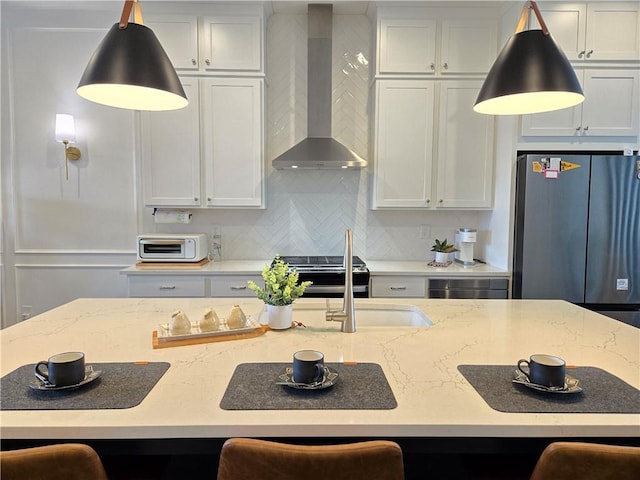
[77,0,187,111]
[474,0,584,115]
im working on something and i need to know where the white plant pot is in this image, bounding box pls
[267,304,293,330]
[434,252,455,263]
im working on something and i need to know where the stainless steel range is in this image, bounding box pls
[277,256,370,298]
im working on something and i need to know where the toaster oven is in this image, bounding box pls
[137,234,209,263]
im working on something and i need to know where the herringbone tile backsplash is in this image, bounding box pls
[173,13,483,262]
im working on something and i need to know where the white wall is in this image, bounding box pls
[1,4,136,326]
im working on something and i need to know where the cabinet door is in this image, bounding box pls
[372,80,435,208]
[436,81,494,209]
[201,15,262,71]
[201,78,264,208]
[211,275,262,297]
[141,80,201,207]
[581,69,639,136]
[439,19,497,74]
[585,2,640,61]
[371,276,426,298]
[378,18,436,74]
[520,70,585,137]
[532,3,586,61]
[145,15,199,70]
[521,70,639,137]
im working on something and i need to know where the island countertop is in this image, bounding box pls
[0,298,638,441]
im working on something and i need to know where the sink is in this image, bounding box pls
[291,302,432,327]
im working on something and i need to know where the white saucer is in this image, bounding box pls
[276,366,338,390]
[30,365,102,391]
[512,369,582,394]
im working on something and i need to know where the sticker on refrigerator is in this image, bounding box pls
[533,158,581,178]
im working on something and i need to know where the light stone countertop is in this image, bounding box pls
[1,298,638,441]
[121,260,509,277]
[365,260,509,277]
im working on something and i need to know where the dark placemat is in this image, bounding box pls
[458,365,640,414]
[220,362,397,410]
[1,362,170,410]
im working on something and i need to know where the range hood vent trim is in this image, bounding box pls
[272,4,367,170]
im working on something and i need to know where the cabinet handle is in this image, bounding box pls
[390,286,407,290]
[575,126,581,131]
[194,197,199,202]
[426,199,431,204]
[192,59,197,65]
[159,286,176,290]
[583,126,589,132]
[430,63,435,70]
[442,62,448,70]
[586,49,593,58]
[205,59,211,66]
[207,197,212,202]
[578,50,586,58]
[230,285,248,290]
[439,199,443,204]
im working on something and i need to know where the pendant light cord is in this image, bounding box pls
[119,0,144,29]
[515,1,549,35]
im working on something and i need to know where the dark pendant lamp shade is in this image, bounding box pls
[474,1,584,115]
[77,1,187,111]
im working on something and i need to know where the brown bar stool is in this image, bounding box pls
[217,438,404,480]
[0,443,108,480]
[530,442,640,480]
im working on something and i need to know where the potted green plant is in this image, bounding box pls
[431,238,458,263]
[247,255,312,330]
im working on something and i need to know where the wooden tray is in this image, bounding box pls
[152,324,269,349]
[136,258,210,268]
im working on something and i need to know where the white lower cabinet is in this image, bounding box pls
[210,275,262,297]
[372,79,495,209]
[371,276,427,298]
[127,276,206,297]
[141,77,264,208]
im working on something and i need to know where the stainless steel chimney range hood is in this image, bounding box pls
[272,4,367,170]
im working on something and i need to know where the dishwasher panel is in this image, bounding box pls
[428,278,509,299]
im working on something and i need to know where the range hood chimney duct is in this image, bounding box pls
[271,4,367,170]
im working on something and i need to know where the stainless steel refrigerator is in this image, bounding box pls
[513,153,640,326]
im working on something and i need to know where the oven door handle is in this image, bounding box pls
[304,285,368,294]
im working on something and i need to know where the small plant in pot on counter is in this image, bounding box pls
[431,238,458,263]
[248,255,312,330]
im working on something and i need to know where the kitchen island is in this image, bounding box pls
[1,297,637,445]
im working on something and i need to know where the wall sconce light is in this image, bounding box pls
[474,0,584,115]
[77,0,187,111]
[55,114,81,180]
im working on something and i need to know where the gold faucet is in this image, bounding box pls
[326,230,356,333]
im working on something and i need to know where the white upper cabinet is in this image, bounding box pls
[201,15,262,71]
[141,80,201,206]
[372,80,435,208]
[436,81,494,209]
[201,78,264,208]
[521,69,639,137]
[376,8,498,75]
[145,15,199,70]
[532,2,640,62]
[378,18,437,74]
[439,19,499,75]
[144,8,263,74]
